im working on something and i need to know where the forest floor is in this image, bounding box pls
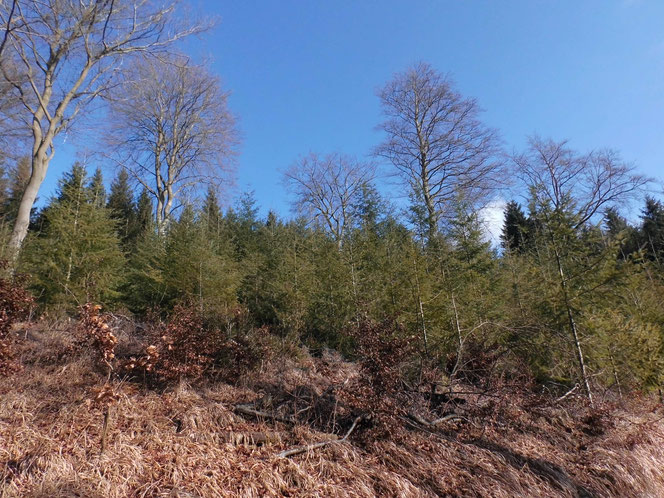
[2,321,664,497]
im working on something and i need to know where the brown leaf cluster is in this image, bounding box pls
[341,318,417,441]
[0,261,33,375]
[119,304,262,384]
[78,303,118,367]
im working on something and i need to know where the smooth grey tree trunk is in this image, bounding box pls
[554,246,594,405]
[7,152,48,264]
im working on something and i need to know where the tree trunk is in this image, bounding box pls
[610,354,623,399]
[7,153,49,264]
[413,255,428,356]
[450,294,463,380]
[421,173,437,243]
[554,246,593,405]
[156,192,166,236]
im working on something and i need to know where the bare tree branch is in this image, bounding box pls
[375,62,505,242]
[513,137,650,229]
[106,54,238,234]
[285,152,376,249]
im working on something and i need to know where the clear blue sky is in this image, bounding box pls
[47,0,664,218]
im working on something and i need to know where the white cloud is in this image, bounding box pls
[479,199,507,247]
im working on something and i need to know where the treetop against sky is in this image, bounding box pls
[37,0,664,220]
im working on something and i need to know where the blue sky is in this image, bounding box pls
[46,0,664,221]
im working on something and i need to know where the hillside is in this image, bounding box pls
[2,318,664,498]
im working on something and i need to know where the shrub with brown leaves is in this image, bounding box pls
[78,303,118,372]
[341,318,416,441]
[0,260,34,375]
[121,304,262,384]
[447,339,535,393]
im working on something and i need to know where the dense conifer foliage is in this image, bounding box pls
[0,155,660,398]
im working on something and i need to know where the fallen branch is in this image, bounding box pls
[555,384,579,404]
[277,416,362,458]
[408,411,434,427]
[234,404,296,424]
[408,410,477,429]
[431,413,468,425]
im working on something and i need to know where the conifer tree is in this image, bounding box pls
[501,201,531,252]
[135,189,154,234]
[1,157,31,224]
[239,211,298,330]
[229,191,262,260]
[88,168,106,208]
[512,138,647,402]
[22,164,124,310]
[641,197,664,264]
[202,186,223,237]
[604,207,639,259]
[123,224,167,312]
[107,169,136,249]
[161,204,238,312]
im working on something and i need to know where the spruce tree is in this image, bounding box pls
[162,204,238,313]
[501,201,531,252]
[88,167,106,208]
[123,225,167,312]
[641,197,664,264]
[135,189,154,233]
[22,164,124,311]
[1,157,32,225]
[604,207,639,259]
[202,186,223,237]
[107,169,136,248]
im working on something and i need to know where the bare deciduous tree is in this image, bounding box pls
[285,152,375,249]
[1,0,27,163]
[514,136,650,404]
[107,55,237,234]
[376,62,504,242]
[0,0,205,261]
[513,137,650,228]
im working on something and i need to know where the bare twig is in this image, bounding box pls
[277,416,362,458]
[555,384,579,404]
[100,405,112,454]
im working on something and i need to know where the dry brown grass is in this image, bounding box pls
[2,323,664,497]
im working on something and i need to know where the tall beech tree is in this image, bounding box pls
[0,0,204,261]
[376,62,504,243]
[285,153,375,250]
[108,55,237,235]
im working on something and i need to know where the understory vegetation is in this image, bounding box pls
[1,289,664,496]
[1,163,664,495]
[2,161,664,497]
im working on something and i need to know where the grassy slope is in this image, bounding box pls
[2,324,664,497]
